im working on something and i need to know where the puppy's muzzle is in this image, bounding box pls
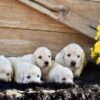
[44,61,49,66]
[27,75,31,79]
[71,61,76,67]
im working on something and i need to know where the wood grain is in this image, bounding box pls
[18,0,96,39]
[0,27,94,60]
[55,0,100,21]
[0,0,76,33]
[0,0,96,60]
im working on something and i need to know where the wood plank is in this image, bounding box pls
[0,27,94,60]
[19,0,96,39]
[55,0,100,21]
[0,0,76,33]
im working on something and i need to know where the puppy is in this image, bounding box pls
[55,43,86,77]
[48,62,73,84]
[0,55,13,82]
[21,47,52,68]
[13,61,42,84]
[41,61,74,84]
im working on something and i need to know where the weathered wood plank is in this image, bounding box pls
[19,0,96,39]
[0,27,94,60]
[86,0,100,2]
[56,0,100,21]
[0,0,76,33]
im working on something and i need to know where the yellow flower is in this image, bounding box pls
[90,48,95,58]
[94,41,100,53]
[90,20,100,64]
[97,25,100,31]
[95,31,100,40]
[96,57,100,64]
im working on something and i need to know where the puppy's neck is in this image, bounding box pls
[41,60,55,81]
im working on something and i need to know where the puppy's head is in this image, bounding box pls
[54,67,73,84]
[0,59,13,82]
[32,47,51,68]
[61,43,85,71]
[15,62,42,84]
[29,65,42,83]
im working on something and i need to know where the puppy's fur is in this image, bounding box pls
[19,47,51,68]
[13,61,42,84]
[0,56,13,82]
[55,43,86,77]
[41,61,73,84]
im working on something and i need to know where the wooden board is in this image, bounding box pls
[0,27,94,60]
[0,0,95,60]
[18,0,97,39]
[0,0,76,33]
[54,0,100,21]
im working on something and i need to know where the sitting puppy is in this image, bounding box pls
[41,61,74,84]
[0,55,13,82]
[21,47,52,68]
[48,62,74,84]
[55,43,86,77]
[13,61,42,84]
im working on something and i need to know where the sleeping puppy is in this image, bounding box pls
[48,62,74,84]
[55,43,86,77]
[41,61,74,84]
[21,47,52,68]
[0,55,13,82]
[13,61,42,84]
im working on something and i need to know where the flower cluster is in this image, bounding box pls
[91,22,100,64]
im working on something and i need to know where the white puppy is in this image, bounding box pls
[21,47,52,68]
[41,61,73,84]
[0,55,13,82]
[13,61,42,84]
[55,43,86,77]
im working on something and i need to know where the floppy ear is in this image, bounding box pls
[61,48,66,60]
[32,54,36,64]
[53,74,59,83]
[74,51,86,77]
[81,51,86,67]
[60,49,67,65]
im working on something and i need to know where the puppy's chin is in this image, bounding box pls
[41,64,50,68]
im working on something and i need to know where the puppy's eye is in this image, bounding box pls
[67,54,71,57]
[37,75,40,77]
[38,56,42,59]
[7,73,10,76]
[62,77,66,81]
[77,55,80,58]
[48,55,51,58]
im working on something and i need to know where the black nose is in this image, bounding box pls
[44,61,49,66]
[71,61,76,66]
[27,75,31,79]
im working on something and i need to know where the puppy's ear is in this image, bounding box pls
[61,49,66,59]
[75,51,86,77]
[32,54,36,64]
[81,51,86,67]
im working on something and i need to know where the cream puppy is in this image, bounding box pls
[21,47,52,68]
[41,61,74,84]
[13,61,42,84]
[55,43,86,77]
[0,55,13,82]
[48,62,73,84]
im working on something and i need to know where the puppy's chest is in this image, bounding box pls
[41,61,55,81]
